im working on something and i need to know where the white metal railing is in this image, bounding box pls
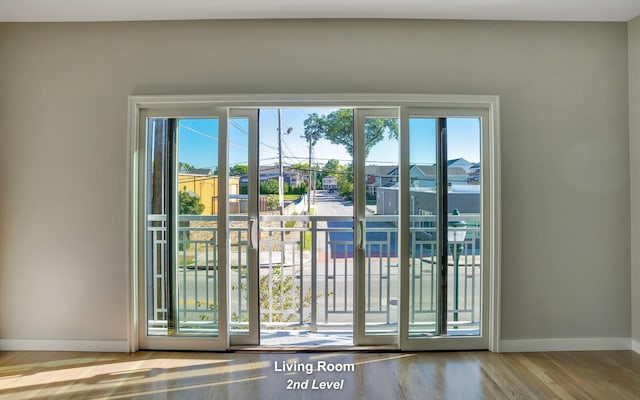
[146,213,481,334]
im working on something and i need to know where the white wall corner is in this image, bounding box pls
[633,339,640,354]
[500,338,631,352]
[0,339,130,353]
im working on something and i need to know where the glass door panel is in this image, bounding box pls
[400,108,487,351]
[140,109,227,350]
[254,107,356,346]
[355,109,400,345]
[175,118,220,335]
[446,117,482,336]
[407,117,439,338]
[229,109,260,345]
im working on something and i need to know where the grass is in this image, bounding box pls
[178,255,196,266]
[301,231,312,251]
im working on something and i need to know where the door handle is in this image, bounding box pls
[248,218,258,250]
[358,218,365,251]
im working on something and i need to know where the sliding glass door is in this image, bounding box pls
[354,109,400,345]
[399,108,489,351]
[228,109,260,345]
[138,108,228,351]
[133,95,497,352]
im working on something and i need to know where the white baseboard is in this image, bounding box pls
[0,339,129,352]
[0,338,634,354]
[500,337,631,352]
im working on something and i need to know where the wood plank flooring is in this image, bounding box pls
[0,350,638,399]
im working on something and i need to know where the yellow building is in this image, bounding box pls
[178,173,240,215]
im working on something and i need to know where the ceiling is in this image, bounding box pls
[1,0,639,22]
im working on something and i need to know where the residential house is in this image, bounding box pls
[365,165,398,195]
[322,175,338,190]
[408,165,469,188]
[447,157,475,172]
[237,165,303,187]
[179,168,240,215]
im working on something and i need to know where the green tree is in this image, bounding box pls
[302,113,325,148]
[337,163,353,198]
[323,159,340,172]
[178,191,205,250]
[260,179,280,195]
[320,159,341,181]
[310,109,398,157]
[179,162,194,172]
[324,109,355,155]
[290,162,309,174]
[229,164,248,176]
[265,195,279,211]
[288,182,307,195]
[179,191,205,215]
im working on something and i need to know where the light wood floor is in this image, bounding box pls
[0,350,639,399]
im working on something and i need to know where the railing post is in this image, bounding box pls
[311,218,317,332]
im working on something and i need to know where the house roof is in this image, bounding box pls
[259,165,302,176]
[179,166,215,176]
[411,165,468,176]
[365,165,398,178]
[447,158,470,166]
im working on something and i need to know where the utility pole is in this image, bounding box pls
[307,141,312,215]
[278,109,285,217]
[277,109,293,216]
[277,109,292,266]
[312,162,317,206]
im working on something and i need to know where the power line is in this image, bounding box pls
[180,123,248,149]
[229,119,249,136]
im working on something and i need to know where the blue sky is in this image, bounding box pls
[177,109,480,170]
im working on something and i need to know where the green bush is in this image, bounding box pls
[266,195,279,210]
[260,179,280,194]
[284,212,298,229]
[228,265,313,325]
[259,265,312,324]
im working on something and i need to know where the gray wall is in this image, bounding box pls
[630,15,640,346]
[0,20,630,344]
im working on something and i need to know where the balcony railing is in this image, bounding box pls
[146,213,481,335]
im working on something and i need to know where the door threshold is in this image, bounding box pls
[229,345,400,352]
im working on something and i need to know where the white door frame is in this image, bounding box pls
[132,107,229,351]
[354,108,401,346]
[228,108,260,346]
[398,107,496,351]
[128,94,501,352]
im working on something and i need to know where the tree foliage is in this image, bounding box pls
[265,195,280,211]
[304,109,398,157]
[317,159,340,184]
[302,113,325,148]
[322,159,341,175]
[229,164,248,176]
[337,163,353,198]
[318,159,354,199]
[179,162,195,172]
[179,191,205,215]
[260,179,280,195]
